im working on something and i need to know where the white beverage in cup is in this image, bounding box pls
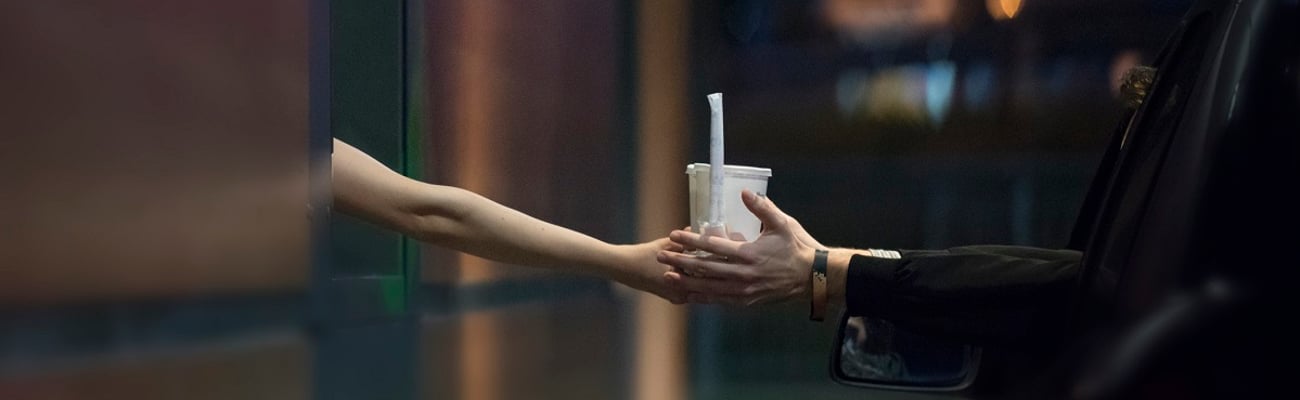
[686,163,773,242]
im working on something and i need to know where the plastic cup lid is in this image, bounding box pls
[685,163,771,178]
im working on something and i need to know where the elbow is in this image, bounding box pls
[401,185,475,244]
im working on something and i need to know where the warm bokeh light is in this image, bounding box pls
[987,0,1023,20]
[822,0,957,44]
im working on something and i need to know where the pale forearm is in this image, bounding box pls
[403,186,631,279]
[332,139,632,281]
[333,139,682,302]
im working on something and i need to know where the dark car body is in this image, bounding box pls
[1059,1,1299,398]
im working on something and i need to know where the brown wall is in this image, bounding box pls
[0,334,308,400]
[0,1,310,304]
[418,0,625,284]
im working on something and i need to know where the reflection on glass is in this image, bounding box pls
[840,317,908,380]
[835,316,977,387]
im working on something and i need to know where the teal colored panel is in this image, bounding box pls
[330,0,405,277]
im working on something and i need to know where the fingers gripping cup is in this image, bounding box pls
[685,163,772,242]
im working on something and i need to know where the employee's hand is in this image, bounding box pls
[616,237,690,304]
[657,190,818,306]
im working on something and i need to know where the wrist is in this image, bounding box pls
[584,243,631,283]
[611,243,644,279]
[797,244,818,296]
[808,247,830,321]
[825,249,852,308]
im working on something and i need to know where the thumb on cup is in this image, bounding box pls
[741,190,787,234]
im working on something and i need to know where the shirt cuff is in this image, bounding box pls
[867,249,901,259]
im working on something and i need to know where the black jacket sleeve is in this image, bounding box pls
[844,245,1081,349]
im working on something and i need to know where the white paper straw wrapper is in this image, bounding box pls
[707,93,725,227]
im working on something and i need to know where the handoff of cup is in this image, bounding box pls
[686,163,772,242]
[687,92,773,243]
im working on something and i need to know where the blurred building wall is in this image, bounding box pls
[0,1,310,398]
[0,0,309,303]
[416,1,656,400]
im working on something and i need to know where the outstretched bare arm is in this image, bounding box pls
[332,139,684,303]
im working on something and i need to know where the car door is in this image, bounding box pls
[1061,0,1300,398]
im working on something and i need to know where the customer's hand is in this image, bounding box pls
[615,237,689,304]
[767,194,825,251]
[657,190,819,306]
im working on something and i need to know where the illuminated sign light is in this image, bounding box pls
[987,0,1023,21]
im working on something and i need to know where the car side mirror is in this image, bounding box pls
[830,311,981,391]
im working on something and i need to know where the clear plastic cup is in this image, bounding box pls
[685,163,772,242]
